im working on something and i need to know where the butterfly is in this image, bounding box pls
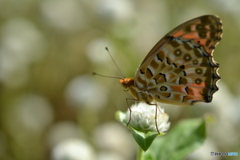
[120,15,222,106]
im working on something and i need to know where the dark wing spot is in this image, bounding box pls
[200,16,211,23]
[174,49,182,56]
[156,54,162,61]
[170,40,180,48]
[199,32,207,38]
[173,65,184,74]
[196,24,205,30]
[195,78,202,84]
[191,101,197,105]
[209,24,216,30]
[195,68,203,75]
[185,25,191,32]
[210,32,216,38]
[180,65,185,69]
[173,68,183,74]
[167,93,171,98]
[153,78,158,84]
[193,60,198,65]
[183,71,187,76]
[185,86,189,94]
[184,54,192,61]
[147,68,153,77]
[183,42,192,50]
[160,86,167,91]
[140,69,145,74]
[162,93,171,98]
[156,50,165,61]
[166,57,170,65]
[160,73,167,82]
[173,63,177,68]
[182,96,188,102]
[179,77,188,84]
[193,48,203,58]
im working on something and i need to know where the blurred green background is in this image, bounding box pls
[0,0,239,160]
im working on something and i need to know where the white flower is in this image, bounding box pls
[92,0,135,23]
[125,103,170,133]
[51,138,95,160]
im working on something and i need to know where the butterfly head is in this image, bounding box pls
[119,78,135,91]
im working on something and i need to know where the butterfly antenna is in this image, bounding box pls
[105,47,125,78]
[92,72,122,79]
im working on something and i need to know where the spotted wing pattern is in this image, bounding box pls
[134,15,222,105]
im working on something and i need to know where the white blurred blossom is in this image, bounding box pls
[18,94,53,131]
[96,152,126,160]
[86,38,114,64]
[126,103,170,133]
[0,18,45,87]
[0,18,45,62]
[51,138,95,160]
[129,1,167,56]
[47,121,84,148]
[5,94,53,133]
[65,75,108,110]
[217,0,240,16]
[93,122,136,159]
[206,82,239,149]
[92,0,135,23]
[40,0,86,32]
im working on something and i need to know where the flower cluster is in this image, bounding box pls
[125,103,170,133]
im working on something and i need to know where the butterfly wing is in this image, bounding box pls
[134,15,222,105]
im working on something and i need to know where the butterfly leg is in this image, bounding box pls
[148,103,160,134]
[156,103,163,114]
[126,98,138,127]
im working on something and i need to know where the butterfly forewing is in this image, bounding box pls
[170,15,222,55]
[141,15,222,64]
[134,15,222,106]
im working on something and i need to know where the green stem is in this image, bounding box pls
[137,146,144,160]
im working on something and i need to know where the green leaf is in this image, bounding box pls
[144,118,206,160]
[116,110,161,151]
[131,127,159,151]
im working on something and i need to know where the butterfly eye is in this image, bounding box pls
[120,78,135,91]
[119,79,127,89]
